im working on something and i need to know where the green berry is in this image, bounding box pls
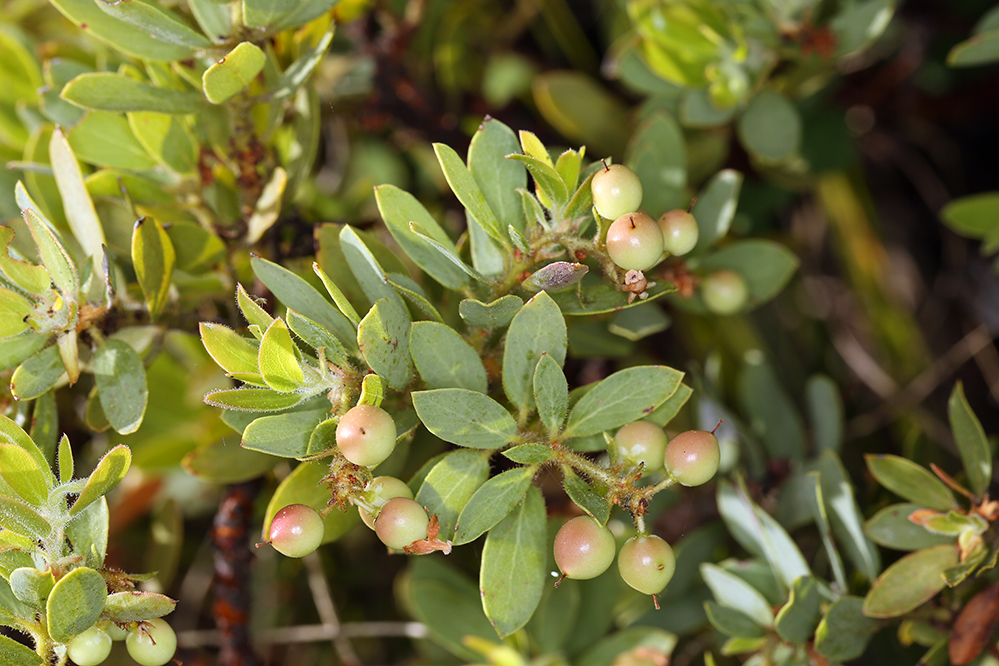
[606,213,664,271]
[125,619,177,666]
[67,625,112,666]
[617,534,675,596]
[375,497,429,549]
[359,476,414,530]
[657,209,699,256]
[663,430,720,486]
[591,164,643,220]
[553,516,616,580]
[267,503,324,558]
[107,622,129,641]
[336,404,397,467]
[701,269,748,315]
[614,421,668,473]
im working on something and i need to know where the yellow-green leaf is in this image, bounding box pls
[131,217,175,319]
[258,318,303,392]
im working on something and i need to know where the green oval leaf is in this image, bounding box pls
[502,444,554,465]
[705,602,767,639]
[563,365,683,439]
[862,544,958,618]
[737,91,802,163]
[96,0,212,48]
[128,111,198,174]
[412,388,517,450]
[626,111,686,217]
[0,444,49,505]
[67,112,158,171]
[49,128,106,261]
[415,449,490,537]
[202,42,265,104]
[241,407,328,458]
[0,496,50,537]
[258,318,304,392]
[948,382,991,497]
[865,454,955,511]
[102,591,177,622]
[47,566,108,643]
[61,73,205,114]
[0,227,49,295]
[503,291,566,412]
[10,567,56,607]
[0,287,32,339]
[410,321,487,394]
[459,295,524,328]
[358,298,413,391]
[774,576,822,644]
[250,255,356,350]
[200,322,259,375]
[70,444,130,516]
[534,353,568,437]
[469,118,527,234]
[374,185,469,290]
[562,468,611,525]
[46,0,195,61]
[131,217,175,319]
[204,387,303,412]
[11,346,66,402]
[0,634,43,666]
[690,169,742,253]
[434,142,506,247]
[480,485,546,638]
[22,205,78,297]
[94,340,148,435]
[701,563,774,627]
[454,467,535,545]
[814,596,879,662]
[864,503,954,551]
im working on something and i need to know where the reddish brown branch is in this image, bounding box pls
[212,480,263,666]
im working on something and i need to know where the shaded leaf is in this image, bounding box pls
[357,298,413,391]
[701,563,774,627]
[459,295,523,328]
[454,467,535,545]
[503,291,566,411]
[562,468,610,524]
[863,544,958,618]
[131,217,175,319]
[415,449,490,537]
[412,388,517,449]
[409,321,487,393]
[47,566,107,642]
[534,353,568,436]
[564,366,683,438]
[93,340,147,435]
[241,408,328,458]
[480,485,546,638]
[258,318,304,392]
[62,73,204,113]
[774,576,822,644]
[814,596,879,661]
[864,503,954,551]
[948,382,991,497]
[10,345,65,401]
[866,454,955,511]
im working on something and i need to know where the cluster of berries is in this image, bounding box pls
[66,618,176,666]
[265,405,433,557]
[592,163,749,314]
[553,427,721,605]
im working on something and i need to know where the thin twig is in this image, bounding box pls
[303,550,362,666]
[176,622,428,648]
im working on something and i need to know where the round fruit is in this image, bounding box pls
[591,164,643,220]
[701,269,748,315]
[657,209,699,256]
[615,421,668,473]
[375,497,429,549]
[125,619,177,666]
[663,430,720,487]
[107,622,129,641]
[606,213,665,271]
[553,516,616,580]
[67,625,112,666]
[336,404,397,467]
[618,534,675,595]
[359,476,414,530]
[267,504,324,558]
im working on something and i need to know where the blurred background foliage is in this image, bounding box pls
[3,0,999,664]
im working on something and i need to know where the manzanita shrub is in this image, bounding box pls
[200,120,766,632]
[1,0,997,664]
[0,415,177,666]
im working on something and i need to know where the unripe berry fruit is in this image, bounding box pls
[663,430,720,487]
[701,269,748,315]
[614,421,668,473]
[606,213,664,271]
[657,209,699,256]
[375,497,429,549]
[359,476,414,530]
[107,622,129,641]
[591,164,643,220]
[267,504,324,558]
[125,619,177,666]
[553,516,616,581]
[618,534,675,596]
[67,625,112,666]
[336,404,397,467]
